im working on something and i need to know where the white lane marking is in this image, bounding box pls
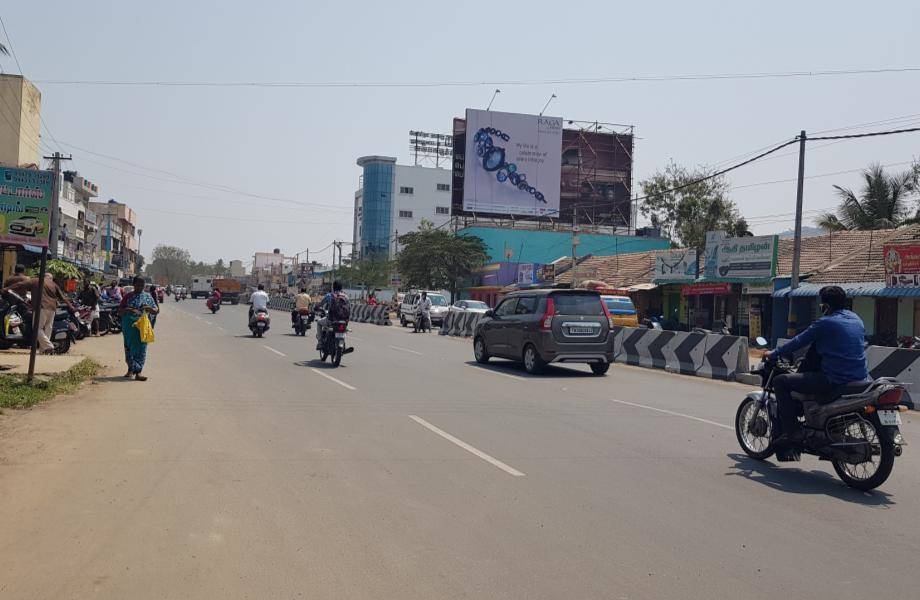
[388,344,423,356]
[262,345,286,357]
[465,364,528,382]
[216,326,225,331]
[310,368,356,391]
[609,398,733,430]
[409,415,526,477]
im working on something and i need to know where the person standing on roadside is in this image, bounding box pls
[108,281,123,303]
[2,264,29,288]
[118,276,159,381]
[3,273,74,354]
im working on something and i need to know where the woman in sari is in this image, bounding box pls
[118,276,159,381]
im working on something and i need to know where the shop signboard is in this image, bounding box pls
[702,231,727,279]
[682,282,733,296]
[742,282,774,295]
[538,263,555,282]
[517,262,535,285]
[884,244,920,287]
[708,234,778,280]
[462,109,563,217]
[0,166,54,247]
[653,248,697,282]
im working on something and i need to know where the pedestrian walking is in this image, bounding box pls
[118,276,159,381]
[2,273,74,354]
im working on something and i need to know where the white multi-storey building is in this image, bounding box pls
[353,156,453,259]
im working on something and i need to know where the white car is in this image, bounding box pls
[399,291,449,327]
[449,300,490,315]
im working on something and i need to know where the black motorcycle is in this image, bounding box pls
[315,308,352,367]
[292,308,312,336]
[98,302,122,335]
[735,337,908,491]
[0,291,73,354]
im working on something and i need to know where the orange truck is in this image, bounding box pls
[212,278,242,305]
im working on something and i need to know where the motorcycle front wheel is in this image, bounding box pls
[53,337,71,355]
[832,414,895,491]
[735,398,775,460]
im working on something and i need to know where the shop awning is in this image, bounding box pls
[626,283,658,292]
[772,282,920,298]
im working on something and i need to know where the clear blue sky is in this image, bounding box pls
[4,1,919,264]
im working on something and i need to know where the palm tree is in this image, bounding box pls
[817,164,916,230]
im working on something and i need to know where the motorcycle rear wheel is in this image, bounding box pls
[735,398,775,460]
[832,414,895,491]
[53,337,71,355]
[332,347,342,367]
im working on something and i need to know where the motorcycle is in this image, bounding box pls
[249,308,271,338]
[413,310,431,333]
[292,307,312,336]
[51,307,78,354]
[315,308,352,367]
[98,302,122,335]
[0,291,73,354]
[206,296,221,314]
[735,337,909,491]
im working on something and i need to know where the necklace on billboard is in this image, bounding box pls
[473,127,547,204]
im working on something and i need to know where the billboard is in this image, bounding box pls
[884,244,920,287]
[462,109,563,217]
[0,166,54,247]
[708,234,778,280]
[653,249,697,282]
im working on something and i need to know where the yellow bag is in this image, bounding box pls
[134,312,155,344]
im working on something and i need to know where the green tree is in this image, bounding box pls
[817,163,916,230]
[397,225,488,301]
[337,257,392,291]
[639,162,749,251]
[146,245,192,285]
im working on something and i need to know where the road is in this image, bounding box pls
[1,301,918,599]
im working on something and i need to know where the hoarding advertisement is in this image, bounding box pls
[0,167,54,247]
[708,234,778,280]
[463,109,562,217]
[653,249,697,282]
[884,244,920,287]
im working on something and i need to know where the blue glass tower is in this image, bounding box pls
[356,156,396,258]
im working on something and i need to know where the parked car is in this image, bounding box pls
[600,295,639,327]
[449,300,490,315]
[400,290,449,327]
[473,289,614,375]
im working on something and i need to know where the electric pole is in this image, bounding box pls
[787,130,807,336]
[45,152,71,259]
[571,209,579,288]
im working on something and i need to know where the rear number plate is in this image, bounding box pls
[335,332,346,338]
[879,410,902,426]
[568,327,594,334]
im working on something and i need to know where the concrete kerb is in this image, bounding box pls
[614,326,748,381]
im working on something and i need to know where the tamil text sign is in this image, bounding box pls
[0,166,54,247]
[463,109,562,217]
[653,248,697,282]
[709,234,777,280]
[884,244,920,287]
[682,282,733,296]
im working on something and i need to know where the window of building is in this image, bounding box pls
[399,210,413,218]
[435,206,450,215]
[399,186,414,194]
[437,183,450,191]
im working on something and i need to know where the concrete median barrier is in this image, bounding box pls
[438,311,482,337]
[614,327,748,381]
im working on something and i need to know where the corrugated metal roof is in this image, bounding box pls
[773,281,920,297]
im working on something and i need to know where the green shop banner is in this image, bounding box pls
[0,166,54,247]
[709,234,778,280]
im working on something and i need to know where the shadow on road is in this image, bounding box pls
[463,361,595,379]
[92,375,134,383]
[293,359,347,369]
[725,453,895,507]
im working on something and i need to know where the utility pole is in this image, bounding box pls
[787,130,807,336]
[571,209,579,288]
[46,152,71,259]
[136,228,143,275]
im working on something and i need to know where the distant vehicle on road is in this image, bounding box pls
[400,290,449,327]
[8,216,44,237]
[212,278,241,305]
[190,275,213,299]
[473,289,614,375]
[449,300,490,315]
[600,295,639,327]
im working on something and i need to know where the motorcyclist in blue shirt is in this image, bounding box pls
[765,285,869,445]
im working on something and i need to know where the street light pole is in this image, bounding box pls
[787,130,807,336]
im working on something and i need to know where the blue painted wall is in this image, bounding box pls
[458,226,670,264]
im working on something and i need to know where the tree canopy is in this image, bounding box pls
[818,164,918,231]
[397,224,489,300]
[336,257,393,290]
[639,162,750,251]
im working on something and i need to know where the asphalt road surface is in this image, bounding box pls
[1,302,917,599]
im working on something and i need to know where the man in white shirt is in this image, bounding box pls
[249,284,269,321]
[414,291,433,333]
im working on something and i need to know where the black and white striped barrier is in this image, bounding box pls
[348,303,392,326]
[613,326,749,381]
[267,297,295,311]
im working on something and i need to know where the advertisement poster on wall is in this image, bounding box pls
[463,109,562,217]
[884,244,920,287]
[517,263,535,285]
[0,166,54,247]
[706,233,778,280]
[653,249,697,282]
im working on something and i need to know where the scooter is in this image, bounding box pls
[206,296,221,314]
[249,308,271,338]
[315,308,353,367]
[0,291,73,353]
[413,310,431,333]
[735,337,909,491]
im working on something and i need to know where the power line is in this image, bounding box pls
[136,206,349,225]
[808,126,920,141]
[30,66,920,89]
[732,159,915,191]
